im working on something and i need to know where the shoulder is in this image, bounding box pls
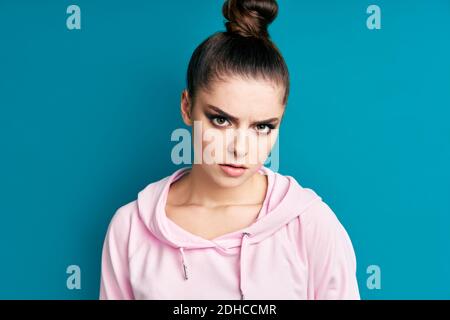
[296,192,357,268]
[298,191,353,244]
[277,173,357,257]
[108,200,139,230]
[300,196,345,233]
[103,200,141,249]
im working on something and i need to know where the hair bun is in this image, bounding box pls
[223,0,278,39]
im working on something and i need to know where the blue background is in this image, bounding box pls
[0,0,449,299]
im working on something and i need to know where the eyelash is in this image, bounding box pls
[206,114,275,135]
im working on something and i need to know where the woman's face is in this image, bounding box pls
[181,76,285,188]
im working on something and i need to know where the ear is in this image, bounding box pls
[180,89,193,126]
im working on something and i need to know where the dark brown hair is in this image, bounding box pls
[186,0,290,108]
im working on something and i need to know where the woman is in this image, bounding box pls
[99,0,360,300]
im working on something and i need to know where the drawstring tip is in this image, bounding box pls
[183,263,188,280]
[179,247,189,281]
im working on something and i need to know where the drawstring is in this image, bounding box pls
[177,231,251,300]
[179,247,188,280]
[240,232,251,300]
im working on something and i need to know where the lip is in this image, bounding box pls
[218,164,247,177]
[221,163,247,169]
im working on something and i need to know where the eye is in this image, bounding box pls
[255,124,274,135]
[211,116,230,127]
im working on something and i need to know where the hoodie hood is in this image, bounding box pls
[136,165,322,300]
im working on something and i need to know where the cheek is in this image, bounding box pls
[242,133,276,165]
[199,127,228,164]
[191,118,216,145]
[257,132,278,154]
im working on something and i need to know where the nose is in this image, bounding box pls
[227,128,248,159]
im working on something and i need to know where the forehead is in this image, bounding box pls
[197,76,285,118]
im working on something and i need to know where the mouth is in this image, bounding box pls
[219,163,247,169]
[218,163,247,177]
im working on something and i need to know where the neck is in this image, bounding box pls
[180,164,267,208]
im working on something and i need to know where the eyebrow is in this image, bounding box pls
[205,104,280,125]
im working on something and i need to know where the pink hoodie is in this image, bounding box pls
[99,166,360,300]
